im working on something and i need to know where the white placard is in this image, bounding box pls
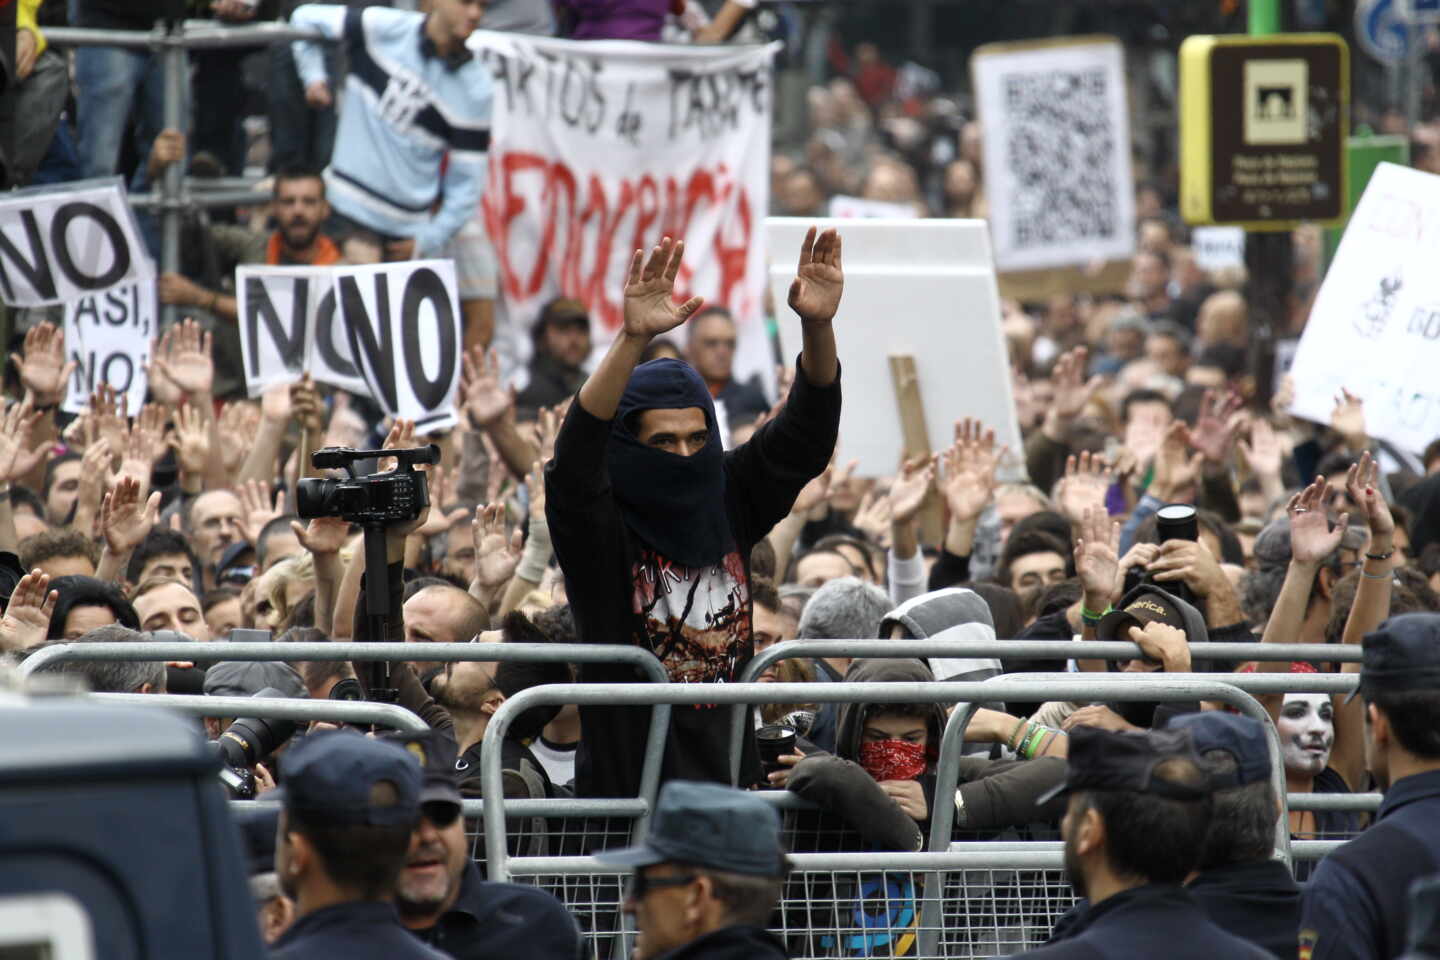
[768,218,1022,477]
[973,38,1135,272]
[236,266,369,398]
[0,178,153,307]
[333,260,462,434]
[471,31,778,394]
[1191,226,1247,272]
[1289,162,1440,453]
[62,280,155,415]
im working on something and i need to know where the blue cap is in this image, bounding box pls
[1165,712,1271,788]
[593,781,785,877]
[277,730,422,828]
[1355,613,1440,703]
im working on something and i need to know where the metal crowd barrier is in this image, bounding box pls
[480,676,1338,958]
[730,638,1363,782]
[21,640,673,823]
[91,691,428,731]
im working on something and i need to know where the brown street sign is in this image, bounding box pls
[1181,34,1348,230]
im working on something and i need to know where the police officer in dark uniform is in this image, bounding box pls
[1168,711,1300,957]
[269,730,448,960]
[1016,726,1273,960]
[595,781,791,960]
[1300,613,1440,960]
[380,730,583,960]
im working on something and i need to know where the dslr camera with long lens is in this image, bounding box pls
[209,687,299,799]
[297,444,439,525]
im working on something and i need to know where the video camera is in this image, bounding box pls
[297,444,439,526]
[209,686,299,799]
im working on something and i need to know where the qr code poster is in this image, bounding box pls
[972,37,1136,273]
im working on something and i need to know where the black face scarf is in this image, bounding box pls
[606,358,734,569]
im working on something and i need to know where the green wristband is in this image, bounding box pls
[1022,725,1049,760]
[1081,604,1111,624]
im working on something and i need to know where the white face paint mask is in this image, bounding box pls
[1278,692,1334,777]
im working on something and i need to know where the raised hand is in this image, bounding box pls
[290,373,325,433]
[166,402,211,476]
[260,381,291,424]
[1237,415,1284,482]
[1189,389,1244,465]
[10,322,75,405]
[888,456,935,526]
[1330,388,1367,449]
[290,515,351,556]
[787,226,844,324]
[527,460,547,524]
[217,402,259,474]
[535,402,566,462]
[851,488,892,547]
[790,461,838,518]
[1073,506,1120,609]
[473,503,523,589]
[152,319,215,398]
[1345,451,1395,542]
[379,418,417,473]
[1056,451,1111,525]
[0,569,57,652]
[1051,347,1102,421]
[460,346,515,429]
[1287,476,1350,567]
[100,474,161,555]
[623,237,705,341]
[1122,404,1169,467]
[939,418,1003,523]
[414,466,467,539]
[0,398,49,484]
[89,383,130,465]
[1151,421,1202,502]
[236,479,287,546]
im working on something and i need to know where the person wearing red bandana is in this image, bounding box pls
[775,658,1068,956]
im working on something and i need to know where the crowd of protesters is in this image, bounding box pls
[6,1,1440,959]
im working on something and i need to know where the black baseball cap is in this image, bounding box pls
[277,730,422,827]
[1164,711,1271,788]
[379,729,463,820]
[594,781,786,877]
[1353,613,1440,703]
[1095,586,1186,642]
[1037,726,1213,805]
[216,542,257,585]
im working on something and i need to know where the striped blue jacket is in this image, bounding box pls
[291,4,491,257]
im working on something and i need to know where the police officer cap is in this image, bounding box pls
[277,730,422,827]
[594,781,786,877]
[1164,711,1271,788]
[378,729,462,820]
[1037,726,1213,805]
[1356,613,1440,703]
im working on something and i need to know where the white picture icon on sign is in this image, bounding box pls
[1244,59,1308,145]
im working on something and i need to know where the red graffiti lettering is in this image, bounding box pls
[481,150,755,333]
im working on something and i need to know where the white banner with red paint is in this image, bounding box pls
[471,32,779,390]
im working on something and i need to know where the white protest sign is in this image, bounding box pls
[333,260,462,434]
[236,266,368,398]
[1289,162,1440,453]
[973,37,1135,272]
[0,178,153,307]
[767,218,1022,477]
[62,279,156,415]
[1192,226,1246,272]
[472,31,778,393]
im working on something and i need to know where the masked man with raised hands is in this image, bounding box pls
[546,230,843,798]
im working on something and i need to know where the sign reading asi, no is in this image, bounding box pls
[335,260,461,434]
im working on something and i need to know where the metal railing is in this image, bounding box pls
[39,20,328,327]
[91,691,428,730]
[22,640,673,821]
[730,638,1362,781]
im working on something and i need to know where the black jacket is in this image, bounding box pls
[1027,884,1275,960]
[546,359,840,798]
[270,901,449,960]
[653,925,788,960]
[516,351,587,421]
[1187,859,1301,959]
[408,861,583,960]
